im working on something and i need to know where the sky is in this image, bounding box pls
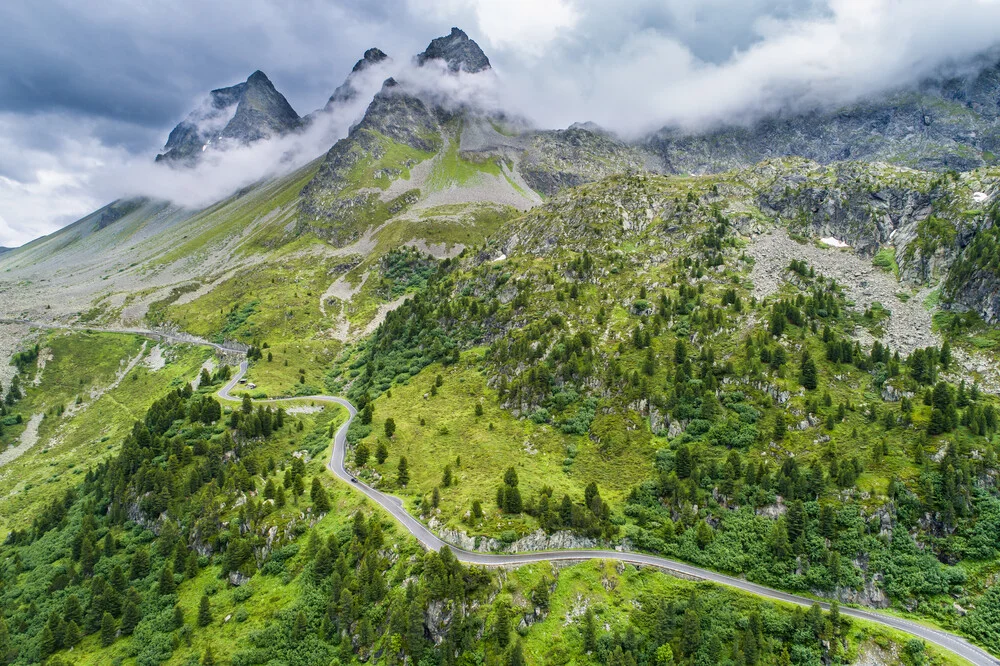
[2,0,1000,248]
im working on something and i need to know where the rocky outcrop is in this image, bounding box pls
[156,70,300,163]
[519,127,648,197]
[299,78,441,244]
[756,161,937,257]
[416,27,491,73]
[436,526,598,553]
[646,59,1000,175]
[831,574,889,608]
[325,47,390,108]
[424,600,454,644]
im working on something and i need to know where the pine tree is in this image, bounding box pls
[354,443,370,467]
[675,445,692,478]
[202,646,216,666]
[63,594,83,626]
[129,548,150,580]
[384,417,396,438]
[121,600,141,635]
[159,562,175,594]
[292,610,308,641]
[494,602,511,647]
[375,442,388,464]
[582,607,597,652]
[186,551,199,579]
[100,612,116,647]
[198,594,212,627]
[39,624,55,659]
[312,478,331,513]
[64,620,81,647]
[800,351,818,390]
[682,609,702,656]
[173,605,185,629]
[397,457,410,486]
[0,616,8,662]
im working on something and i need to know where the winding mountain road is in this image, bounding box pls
[215,361,1000,666]
[7,321,996,665]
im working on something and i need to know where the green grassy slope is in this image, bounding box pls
[332,165,1000,650]
[0,381,963,666]
[0,331,212,538]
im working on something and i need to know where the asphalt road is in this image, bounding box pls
[9,322,994,666]
[214,360,1000,666]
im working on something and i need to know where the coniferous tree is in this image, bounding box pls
[582,607,597,652]
[198,594,212,627]
[173,605,185,630]
[39,624,55,659]
[682,608,702,657]
[64,620,81,648]
[159,562,175,594]
[494,602,511,647]
[129,548,150,580]
[63,594,83,627]
[311,478,331,513]
[0,616,9,662]
[397,457,410,486]
[120,600,141,635]
[100,612,116,647]
[800,350,818,390]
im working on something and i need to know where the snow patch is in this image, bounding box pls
[972,191,989,203]
[820,237,850,248]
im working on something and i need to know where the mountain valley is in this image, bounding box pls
[1,24,1000,666]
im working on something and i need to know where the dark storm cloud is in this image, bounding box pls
[0,0,382,126]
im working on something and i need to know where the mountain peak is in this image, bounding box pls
[353,48,388,73]
[156,70,299,163]
[247,69,271,85]
[416,27,491,73]
[325,49,393,110]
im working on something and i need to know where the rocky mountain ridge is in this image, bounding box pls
[156,70,300,163]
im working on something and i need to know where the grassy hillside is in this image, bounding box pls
[329,167,1000,650]
[0,331,211,538]
[0,381,965,666]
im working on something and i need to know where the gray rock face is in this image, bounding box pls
[755,161,937,257]
[156,70,300,163]
[416,27,491,73]
[519,127,648,197]
[299,77,441,244]
[326,47,390,108]
[220,70,300,143]
[646,60,1000,175]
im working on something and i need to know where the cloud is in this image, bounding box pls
[475,0,1000,135]
[2,0,1000,246]
[0,112,138,246]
